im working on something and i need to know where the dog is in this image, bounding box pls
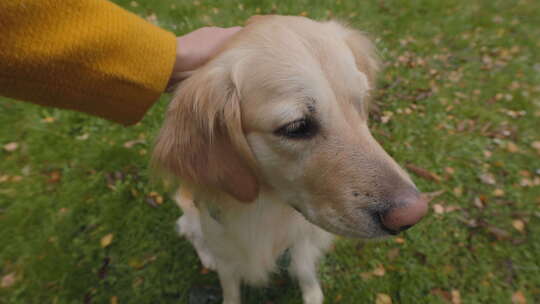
[153,15,428,304]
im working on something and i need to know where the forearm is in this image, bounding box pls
[0,0,176,125]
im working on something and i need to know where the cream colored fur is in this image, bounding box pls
[154,15,418,304]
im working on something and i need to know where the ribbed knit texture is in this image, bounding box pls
[0,0,176,125]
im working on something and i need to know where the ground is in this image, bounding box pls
[1,0,539,303]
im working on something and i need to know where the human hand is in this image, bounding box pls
[167,26,242,91]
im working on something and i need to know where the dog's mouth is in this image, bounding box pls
[289,203,395,239]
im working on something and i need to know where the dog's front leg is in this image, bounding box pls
[289,242,324,304]
[217,265,241,304]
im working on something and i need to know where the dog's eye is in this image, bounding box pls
[274,118,318,139]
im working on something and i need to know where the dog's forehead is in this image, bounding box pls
[230,19,368,102]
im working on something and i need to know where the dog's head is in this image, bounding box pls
[153,16,427,238]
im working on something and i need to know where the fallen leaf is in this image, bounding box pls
[445,205,460,212]
[474,197,485,209]
[512,220,525,232]
[445,167,455,175]
[451,289,462,304]
[453,187,463,197]
[48,171,62,183]
[145,13,158,24]
[406,164,442,183]
[532,141,540,154]
[512,291,527,304]
[376,293,392,304]
[42,117,56,123]
[373,265,386,277]
[381,111,393,124]
[394,237,405,244]
[200,267,211,275]
[506,142,519,153]
[76,133,90,141]
[493,189,505,197]
[100,233,114,248]
[479,173,496,185]
[433,204,445,214]
[424,190,446,202]
[110,296,118,304]
[3,142,18,152]
[149,191,164,204]
[1,273,16,288]
[123,139,145,148]
[129,258,145,270]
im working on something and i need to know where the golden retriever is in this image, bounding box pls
[153,15,428,304]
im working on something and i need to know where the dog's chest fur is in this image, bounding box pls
[197,193,333,285]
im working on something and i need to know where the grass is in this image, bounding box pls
[1,0,539,303]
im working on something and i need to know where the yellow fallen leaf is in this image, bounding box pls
[394,237,405,244]
[129,258,145,269]
[3,142,18,152]
[376,293,392,304]
[101,233,114,248]
[451,289,462,304]
[506,142,519,153]
[42,117,56,123]
[493,189,505,197]
[512,220,525,232]
[110,296,118,304]
[373,265,386,277]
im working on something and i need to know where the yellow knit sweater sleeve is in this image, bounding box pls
[0,0,176,125]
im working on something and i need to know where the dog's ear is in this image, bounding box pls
[153,66,259,203]
[343,29,380,90]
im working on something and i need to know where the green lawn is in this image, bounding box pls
[1,0,539,303]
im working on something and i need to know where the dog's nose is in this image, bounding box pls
[380,190,428,233]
